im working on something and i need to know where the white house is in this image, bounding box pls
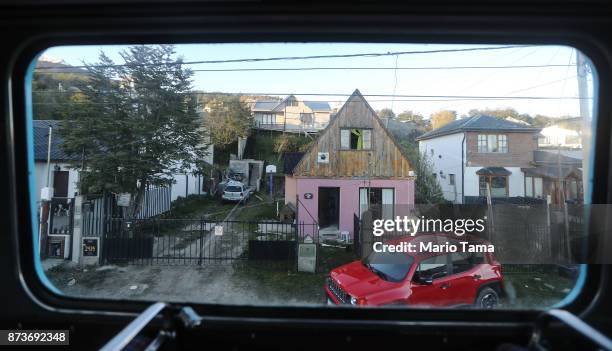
[417,115,541,203]
[538,117,582,149]
[34,119,213,205]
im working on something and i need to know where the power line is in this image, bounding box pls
[30,95,591,106]
[33,45,527,70]
[32,63,573,74]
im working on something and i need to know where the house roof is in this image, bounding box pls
[523,165,582,179]
[303,101,331,112]
[534,150,582,165]
[417,115,541,140]
[476,167,512,176]
[252,101,281,111]
[283,152,305,174]
[33,120,71,162]
[291,89,413,178]
[252,96,331,112]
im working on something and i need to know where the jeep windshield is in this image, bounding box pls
[225,186,242,192]
[363,251,414,282]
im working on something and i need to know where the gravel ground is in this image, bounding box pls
[45,262,318,306]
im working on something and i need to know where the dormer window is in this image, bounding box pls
[340,128,372,150]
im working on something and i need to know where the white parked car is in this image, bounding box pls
[221,181,251,203]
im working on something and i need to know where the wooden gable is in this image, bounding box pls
[292,90,412,179]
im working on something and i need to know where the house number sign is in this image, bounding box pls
[82,238,98,257]
[304,193,313,199]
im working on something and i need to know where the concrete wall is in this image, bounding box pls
[294,178,415,238]
[419,132,465,203]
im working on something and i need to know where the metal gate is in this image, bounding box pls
[101,218,298,265]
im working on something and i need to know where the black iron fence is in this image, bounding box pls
[101,218,300,265]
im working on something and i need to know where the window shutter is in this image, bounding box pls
[362,129,372,149]
[340,129,350,149]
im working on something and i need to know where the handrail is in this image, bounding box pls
[100,302,168,351]
[296,197,319,227]
[530,309,612,351]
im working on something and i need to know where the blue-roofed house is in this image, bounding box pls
[252,95,332,133]
[417,115,542,203]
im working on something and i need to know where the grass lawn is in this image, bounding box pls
[502,265,577,308]
[164,194,235,220]
[232,246,359,304]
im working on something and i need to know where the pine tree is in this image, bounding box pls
[59,45,210,217]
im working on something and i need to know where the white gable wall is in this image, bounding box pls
[418,132,465,203]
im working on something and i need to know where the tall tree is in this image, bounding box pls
[397,110,423,122]
[377,108,396,119]
[431,110,457,129]
[59,45,209,217]
[204,95,252,147]
[400,141,445,204]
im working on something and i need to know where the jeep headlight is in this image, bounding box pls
[350,296,358,305]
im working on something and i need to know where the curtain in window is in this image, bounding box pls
[359,188,369,217]
[351,129,363,149]
[382,188,394,220]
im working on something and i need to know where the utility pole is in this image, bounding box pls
[40,124,53,259]
[576,49,591,203]
[45,125,53,188]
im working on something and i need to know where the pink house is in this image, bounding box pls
[284,90,415,241]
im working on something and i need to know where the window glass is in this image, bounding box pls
[491,176,508,197]
[477,134,487,152]
[363,251,414,283]
[31,43,594,310]
[526,176,533,196]
[534,177,543,197]
[498,135,508,152]
[450,252,477,275]
[362,129,372,149]
[340,129,350,149]
[487,134,497,152]
[415,255,448,281]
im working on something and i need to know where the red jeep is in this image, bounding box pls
[325,234,504,308]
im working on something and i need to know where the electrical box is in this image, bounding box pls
[317,152,329,164]
[41,187,54,201]
[297,243,317,273]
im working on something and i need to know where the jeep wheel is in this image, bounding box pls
[475,287,499,309]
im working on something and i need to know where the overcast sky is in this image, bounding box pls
[41,43,595,119]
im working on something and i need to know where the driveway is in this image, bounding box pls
[45,262,318,306]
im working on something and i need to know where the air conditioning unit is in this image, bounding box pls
[317,152,329,163]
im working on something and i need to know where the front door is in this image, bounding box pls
[408,254,453,307]
[53,170,69,198]
[318,187,340,228]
